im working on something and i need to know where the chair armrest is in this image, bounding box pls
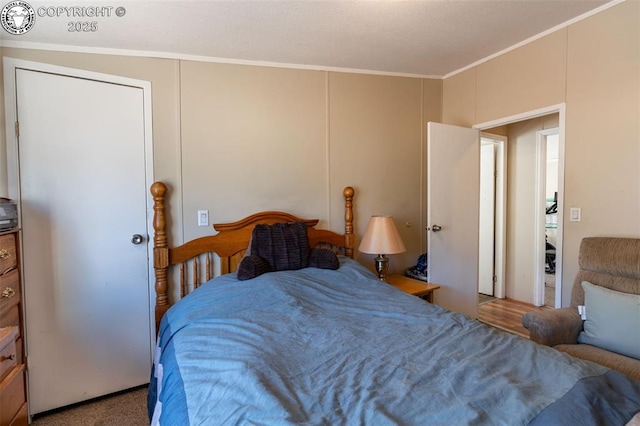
[522,307,583,347]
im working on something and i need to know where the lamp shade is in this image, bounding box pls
[359,216,406,255]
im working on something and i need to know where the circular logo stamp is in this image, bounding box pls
[1,1,35,35]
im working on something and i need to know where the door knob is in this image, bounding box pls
[427,225,443,232]
[131,234,144,245]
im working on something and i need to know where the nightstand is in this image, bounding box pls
[386,274,440,303]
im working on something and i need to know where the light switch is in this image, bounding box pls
[570,207,581,222]
[198,210,209,227]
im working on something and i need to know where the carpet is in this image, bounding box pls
[31,386,148,426]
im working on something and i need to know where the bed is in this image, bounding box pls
[147,182,640,425]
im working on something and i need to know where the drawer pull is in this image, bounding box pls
[0,249,9,260]
[0,353,16,362]
[1,266,16,276]
[1,287,15,298]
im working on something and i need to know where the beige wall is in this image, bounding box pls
[443,69,476,127]
[328,72,424,270]
[443,0,640,306]
[1,48,442,277]
[180,62,328,241]
[476,30,567,125]
[564,0,640,302]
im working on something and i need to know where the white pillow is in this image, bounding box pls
[578,281,640,360]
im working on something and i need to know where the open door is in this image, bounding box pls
[478,141,496,296]
[427,122,480,319]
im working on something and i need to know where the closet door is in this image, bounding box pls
[16,68,152,414]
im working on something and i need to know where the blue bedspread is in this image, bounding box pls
[149,257,640,425]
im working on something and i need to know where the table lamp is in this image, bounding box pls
[359,215,406,281]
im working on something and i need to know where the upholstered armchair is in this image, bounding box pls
[522,237,640,381]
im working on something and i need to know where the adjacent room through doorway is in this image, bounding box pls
[476,108,564,334]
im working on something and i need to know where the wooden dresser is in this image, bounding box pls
[0,230,27,426]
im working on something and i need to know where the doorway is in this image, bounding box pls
[478,134,507,304]
[427,107,564,320]
[475,104,565,315]
[4,59,155,415]
[535,129,561,308]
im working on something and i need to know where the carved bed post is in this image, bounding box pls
[151,182,170,335]
[343,186,355,258]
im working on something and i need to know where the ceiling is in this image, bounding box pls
[0,0,615,78]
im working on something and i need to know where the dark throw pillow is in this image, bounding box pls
[309,248,339,270]
[237,255,272,281]
[250,222,310,272]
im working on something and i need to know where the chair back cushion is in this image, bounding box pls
[571,237,640,307]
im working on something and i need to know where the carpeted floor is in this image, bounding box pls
[545,272,556,307]
[30,386,148,426]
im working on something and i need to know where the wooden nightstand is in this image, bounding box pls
[386,275,440,303]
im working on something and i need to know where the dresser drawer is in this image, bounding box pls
[0,305,19,331]
[0,328,18,383]
[0,364,25,426]
[0,270,20,317]
[8,402,27,426]
[0,235,17,276]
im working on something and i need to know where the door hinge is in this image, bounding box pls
[15,121,19,138]
[493,275,497,283]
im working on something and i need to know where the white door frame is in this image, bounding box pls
[475,103,566,306]
[535,128,563,307]
[479,132,507,300]
[3,57,156,350]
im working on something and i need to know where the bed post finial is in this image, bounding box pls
[151,182,170,334]
[343,186,355,258]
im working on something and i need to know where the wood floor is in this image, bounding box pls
[478,297,551,338]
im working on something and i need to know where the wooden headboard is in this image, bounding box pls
[150,182,355,331]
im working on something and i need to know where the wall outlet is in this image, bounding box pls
[197,210,209,227]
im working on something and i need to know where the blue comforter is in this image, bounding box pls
[149,257,640,425]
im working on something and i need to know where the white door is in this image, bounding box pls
[478,142,496,296]
[16,69,152,414]
[427,122,479,319]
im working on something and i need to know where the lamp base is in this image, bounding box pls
[374,254,389,281]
